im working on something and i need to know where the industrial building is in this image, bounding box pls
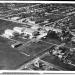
[2,29,15,39]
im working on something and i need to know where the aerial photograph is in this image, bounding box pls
[0,3,75,70]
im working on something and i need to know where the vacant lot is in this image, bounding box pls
[0,36,33,69]
[18,41,53,56]
[41,54,75,71]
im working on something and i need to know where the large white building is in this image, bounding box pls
[2,29,15,39]
[13,27,25,34]
[23,28,35,39]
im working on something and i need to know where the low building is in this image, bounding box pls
[10,17,20,21]
[18,18,26,23]
[31,25,40,30]
[2,29,15,39]
[11,41,23,48]
[52,28,62,33]
[34,29,47,40]
[36,33,47,40]
[13,27,25,34]
[44,26,53,31]
[23,28,35,39]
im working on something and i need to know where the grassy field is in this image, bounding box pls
[41,54,75,71]
[18,41,53,57]
[0,36,33,70]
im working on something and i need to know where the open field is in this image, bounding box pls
[0,36,31,70]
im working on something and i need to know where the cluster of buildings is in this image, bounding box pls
[49,43,75,65]
[2,18,74,44]
[9,16,34,24]
[43,16,75,44]
[1,24,47,42]
[2,14,75,46]
[2,4,75,50]
[25,58,57,70]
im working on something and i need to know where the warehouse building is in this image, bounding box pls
[13,27,25,34]
[2,29,15,39]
